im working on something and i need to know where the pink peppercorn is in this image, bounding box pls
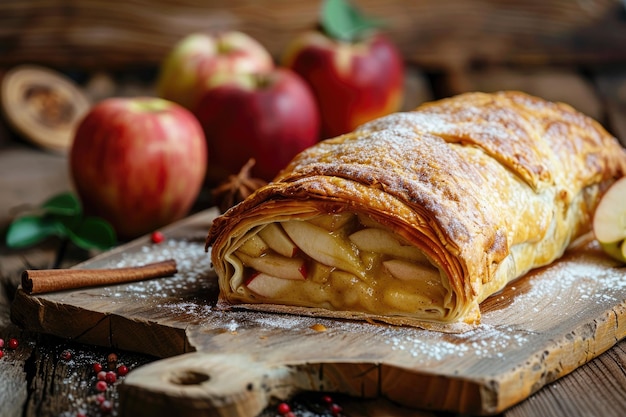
[330,403,342,415]
[100,400,112,413]
[95,380,108,392]
[151,231,165,244]
[93,362,103,373]
[8,338,18,350]
[117,364,129,376]
[105,371,117,384]
[277,402,291,414]
[0,338,4,348]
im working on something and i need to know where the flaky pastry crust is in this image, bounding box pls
[206,91,626,332]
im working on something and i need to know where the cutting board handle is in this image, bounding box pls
[118,352,322,417]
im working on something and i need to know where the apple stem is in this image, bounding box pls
[254,73,272,89]
[217,39,232,55]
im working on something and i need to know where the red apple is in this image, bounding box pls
[193,68,320,181]
[69,97,208,239]
[282,30,405,139]
[156,31,274,110]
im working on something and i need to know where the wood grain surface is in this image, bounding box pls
[1,0,625,72]
[10,209,626,416]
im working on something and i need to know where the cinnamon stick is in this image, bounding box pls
[21,259,178,295]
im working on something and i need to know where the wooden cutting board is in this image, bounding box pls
[10,208,626,417]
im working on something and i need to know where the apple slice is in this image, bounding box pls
[282,220,364,277]
[236,251,307,280]
[307,212,355,231]
[593,176,626,263]
[237,234,269,257]
[245,272,291,298]
[349,228,429,263]
[258,223,298,257]
[599,240,626,263]
[383,259,440,282]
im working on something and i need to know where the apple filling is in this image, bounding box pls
[225,212,451,320]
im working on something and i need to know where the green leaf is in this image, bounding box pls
[42,192,82,216]
[51,211,81,232]
[5,216,67,249]
[66,217,117,251]
[4,191,116,254]
[321,0,383,42]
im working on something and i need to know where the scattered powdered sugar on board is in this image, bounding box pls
[220,308,530,365]
[379,323,530,362]
[96,239,215,308]
[482,247,626,326]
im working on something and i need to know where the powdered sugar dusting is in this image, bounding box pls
[95,239,215,306]
[198,305,533,366]
[381,323,530,363]
[482,245,626,328]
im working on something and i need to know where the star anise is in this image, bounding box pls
[212,158,267,213]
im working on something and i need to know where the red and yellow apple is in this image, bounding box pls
[282,30,404,139]
[593,176,626,263]
[69,97,208,239]
[156,31,274,110]
[193,68,320,182]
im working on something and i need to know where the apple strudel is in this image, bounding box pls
[206,91,626,332]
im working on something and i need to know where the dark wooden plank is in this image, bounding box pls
[0,282,30,417]
[440,67,604,121]
[0,146,71,230]
[593,69,626,146]
[0,0,625,72]
[504,339,626,417]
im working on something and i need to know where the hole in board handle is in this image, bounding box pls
[168,369,211,386]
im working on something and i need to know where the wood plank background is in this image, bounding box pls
[1,0,625,72]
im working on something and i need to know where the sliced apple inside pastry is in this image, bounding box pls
[237,235,269,257]
[224,213,447,319]
[383,259,440,282]
[349,228,429,264]
[236,251,307,281]
[281,220,364,278]
[258,223,298,258]
[307,212,355,231]
[246,272,291,298]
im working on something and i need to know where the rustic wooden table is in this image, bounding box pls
[2,59,626,417]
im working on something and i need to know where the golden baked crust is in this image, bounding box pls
[206,91,626,332]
